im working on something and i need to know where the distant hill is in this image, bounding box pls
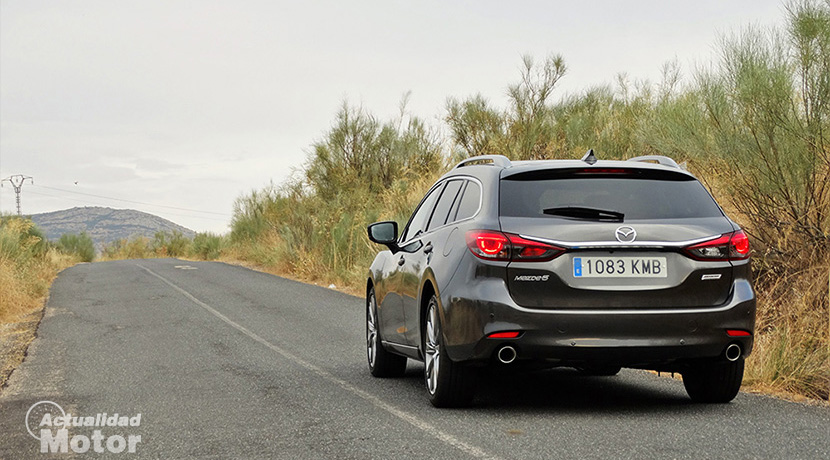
[30,207,195,247]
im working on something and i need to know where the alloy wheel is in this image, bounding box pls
[424,302,440,395]
[367,294,378,368]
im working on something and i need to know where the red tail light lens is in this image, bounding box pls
[508,234,565,261]
[684,230,751,261]
[466,231,510,260]
[466,231,564,261]
[730,230,750,258]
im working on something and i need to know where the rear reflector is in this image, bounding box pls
[726,329,752,337]
[488,331,520,339]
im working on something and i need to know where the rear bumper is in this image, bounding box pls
[440,278,756,370]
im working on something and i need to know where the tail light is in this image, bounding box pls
[684,230,750,261]
[466,230,564,261]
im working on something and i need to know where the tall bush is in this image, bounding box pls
[57,232,95,262]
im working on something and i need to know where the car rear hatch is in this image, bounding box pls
[498,166,738,309]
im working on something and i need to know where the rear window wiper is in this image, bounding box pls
[542,206,625,222]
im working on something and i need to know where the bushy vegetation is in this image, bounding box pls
[101,231,228,261]
[191,232,225,260]
[152,230,191,258]
[56,232,95,262]
[228,100,445,283]
[230,0,829,400]
[0,216,76,323]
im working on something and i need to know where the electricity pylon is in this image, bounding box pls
[1,175,34,216]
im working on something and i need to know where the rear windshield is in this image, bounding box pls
[500,174,724,220]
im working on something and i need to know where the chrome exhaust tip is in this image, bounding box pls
[497,345,517,364]
[725,343,742,362]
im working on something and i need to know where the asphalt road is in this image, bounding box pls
[1,259,827,459]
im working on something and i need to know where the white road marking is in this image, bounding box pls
[137,264,499,460]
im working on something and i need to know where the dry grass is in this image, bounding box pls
[0,219,76,323]
[744,261,830,400]
[0,217,78,390]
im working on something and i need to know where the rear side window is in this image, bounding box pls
[401,184,443,242]
[453,181,481,222]
[427,180,464,232]
[500,175,723,220]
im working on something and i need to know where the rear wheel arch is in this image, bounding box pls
[419,280,437,356]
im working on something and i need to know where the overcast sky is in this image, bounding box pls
[1,0,786,233]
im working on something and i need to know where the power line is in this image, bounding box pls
[1,175,34,215]
[24,190,230,223]
[32,184,231,217]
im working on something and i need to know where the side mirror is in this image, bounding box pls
[368,221,399,252]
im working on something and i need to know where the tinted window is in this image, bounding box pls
[454,181,481,222]
[427,180,464,232]
[500,177,723,219]
[401,184,443,242]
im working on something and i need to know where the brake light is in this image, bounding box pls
[684,230,751,261]
[466,231,565,261]
[466,231,510,260]
[508,234,564,261]
[576,168,631,174]
[730,230,750,258]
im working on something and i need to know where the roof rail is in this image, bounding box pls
[627,155,681,169]
[454,155,512,169]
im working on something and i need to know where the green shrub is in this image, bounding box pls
[191,232,225,260]
[152,230,191,257]
[57,232,95,262]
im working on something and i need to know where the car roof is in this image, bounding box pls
[445,155,697,181]
[503,159,696,177]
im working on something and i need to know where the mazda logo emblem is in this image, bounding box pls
[615,226,637,243]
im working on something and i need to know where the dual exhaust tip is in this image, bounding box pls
[498,343,741,364]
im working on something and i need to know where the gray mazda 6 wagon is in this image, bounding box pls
[366,151,755,407]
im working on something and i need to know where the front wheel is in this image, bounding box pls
[682,358,744,403]
[366,287,407,378]
[423,296,476,407]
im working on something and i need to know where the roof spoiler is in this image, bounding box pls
[627,155,684,169]
[454,155,512,169]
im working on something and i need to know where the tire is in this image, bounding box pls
[577,365,622,376]
[682,358,744,403]
[366,287,407,378]
[423,296,476,407]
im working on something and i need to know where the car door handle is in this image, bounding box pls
[398,256,405,266]
[423,242,433,254]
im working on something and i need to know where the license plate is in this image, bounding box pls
[573,257,667,278]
